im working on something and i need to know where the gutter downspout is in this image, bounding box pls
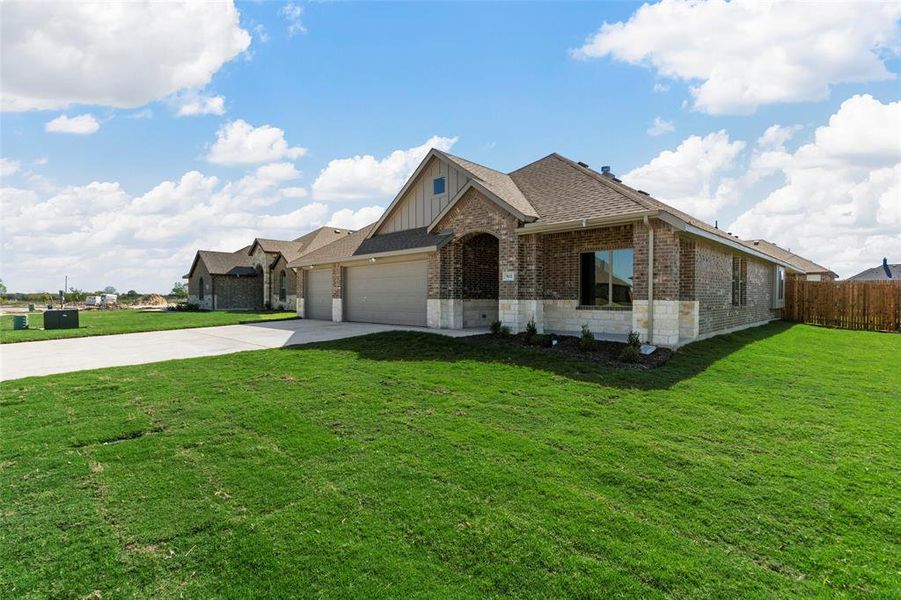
[644,216,654,344]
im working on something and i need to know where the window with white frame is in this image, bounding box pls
[579,249,633,307]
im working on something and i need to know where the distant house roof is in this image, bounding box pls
[185,246,256,278]
[742,239,837,278]
[847,259,901,281]
[249,227,354,264]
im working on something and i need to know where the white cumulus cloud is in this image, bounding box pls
[572,0,901,114]
[1,1,250,111]
[328,206,386,230]
[647,116,675,136]
[312,135,458,202]
[175,92,226,117]
[206,120,307,165]
[623,130,747,220]
[1,158,21,177]
[729,94,901,277]
[45,114,100,135]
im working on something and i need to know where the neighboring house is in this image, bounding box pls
[847,258,900,282]
[743,239,838,281]
[185,227,353,310]
[288,149,800,347]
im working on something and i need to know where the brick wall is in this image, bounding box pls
[695,240,776,334]
[462,233,499,299]
[679,237,696,301]
[269,255,297,310]
[187,260,213,309]
[632,219,680,301]
[540,225,633,300]
[215,275,261,309]
[434,189,520,300]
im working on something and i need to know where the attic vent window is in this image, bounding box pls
[433,177,446,195]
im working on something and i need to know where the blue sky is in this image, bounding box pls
[1,1,899,292]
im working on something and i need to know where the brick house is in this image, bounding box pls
[185,227,352,310]
[288,150,802,347]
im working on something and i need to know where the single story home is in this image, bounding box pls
[743,239,838,281]
[847,258,899,281]
[287,149,802,347]
[185,227,352,310]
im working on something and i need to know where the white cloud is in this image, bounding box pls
[0,165,331,292]
[647,116,675,136]
[280,3,306,36]
[730,95,901,278]
[127,109,153,120]
[45,114,100,135]
[756,125,802,151]
[1,158,21,177]
[175,92,226,117]
[623,130,747,220]
[312,135,458,201]
[1,1,250,112]
[281,187,309,199]
[327,206,385,230]
[206,119,307,165]
[572,0,901,114]
[653,82,669,93]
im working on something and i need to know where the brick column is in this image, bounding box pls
[331,264,344,322]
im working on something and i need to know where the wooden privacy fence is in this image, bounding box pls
[784,279,901,331]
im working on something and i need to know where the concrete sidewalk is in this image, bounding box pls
[0,319,482,381]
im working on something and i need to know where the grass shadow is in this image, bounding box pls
[292,320,796,391]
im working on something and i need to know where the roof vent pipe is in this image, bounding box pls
[601,165,613,177]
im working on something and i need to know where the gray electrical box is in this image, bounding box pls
[43,309,80,330]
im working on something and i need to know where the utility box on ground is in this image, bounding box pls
[44,309,80,330]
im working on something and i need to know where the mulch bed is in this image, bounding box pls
[465,332,672,369]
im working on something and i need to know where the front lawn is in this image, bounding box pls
[1,323,898,597]
[0,309,297,343]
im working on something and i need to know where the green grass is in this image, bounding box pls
[1,323,898,598]
[0,310,297,343]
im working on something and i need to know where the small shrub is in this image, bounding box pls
[499,325,512,337]
[525,317,538,340]
[172,302,202,312]
[490,320,503,335]
[532,333,553,348]
[619,345,641,363]
[627,331,641,348]
[580,323,595,351]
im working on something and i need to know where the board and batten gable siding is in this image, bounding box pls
[378,157,471,234]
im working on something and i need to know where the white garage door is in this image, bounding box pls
[305,269,332,320]
[345,260,427,326]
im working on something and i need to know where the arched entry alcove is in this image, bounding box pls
[460,232,499,327]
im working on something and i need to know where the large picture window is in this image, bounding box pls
[579,249,633,307]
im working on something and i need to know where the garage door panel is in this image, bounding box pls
[305,269,332,320]
[346,260,426,326]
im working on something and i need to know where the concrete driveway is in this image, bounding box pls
[0,319,480,381]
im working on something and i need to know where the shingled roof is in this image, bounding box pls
[250,227,354,264]
[742,239,837,277]
[284,150,796,269]
[186,246,256,278]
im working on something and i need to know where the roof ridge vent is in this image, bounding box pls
[577,161,589,168]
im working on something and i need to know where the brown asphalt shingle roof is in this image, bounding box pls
[437,150,538,219]
[288,225,377,267]
[251,227,354,263]
[742,239,836,276]
[191,246,256,277]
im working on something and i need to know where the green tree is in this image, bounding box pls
[103,286,117,294]
[171,282,188,299]
[0,278,6,297]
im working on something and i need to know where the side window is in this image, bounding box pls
[579,249,634,307]
[279,271,287,301]
[199,277,204,300]
[433,177,446,195]
[731,257,747,306]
